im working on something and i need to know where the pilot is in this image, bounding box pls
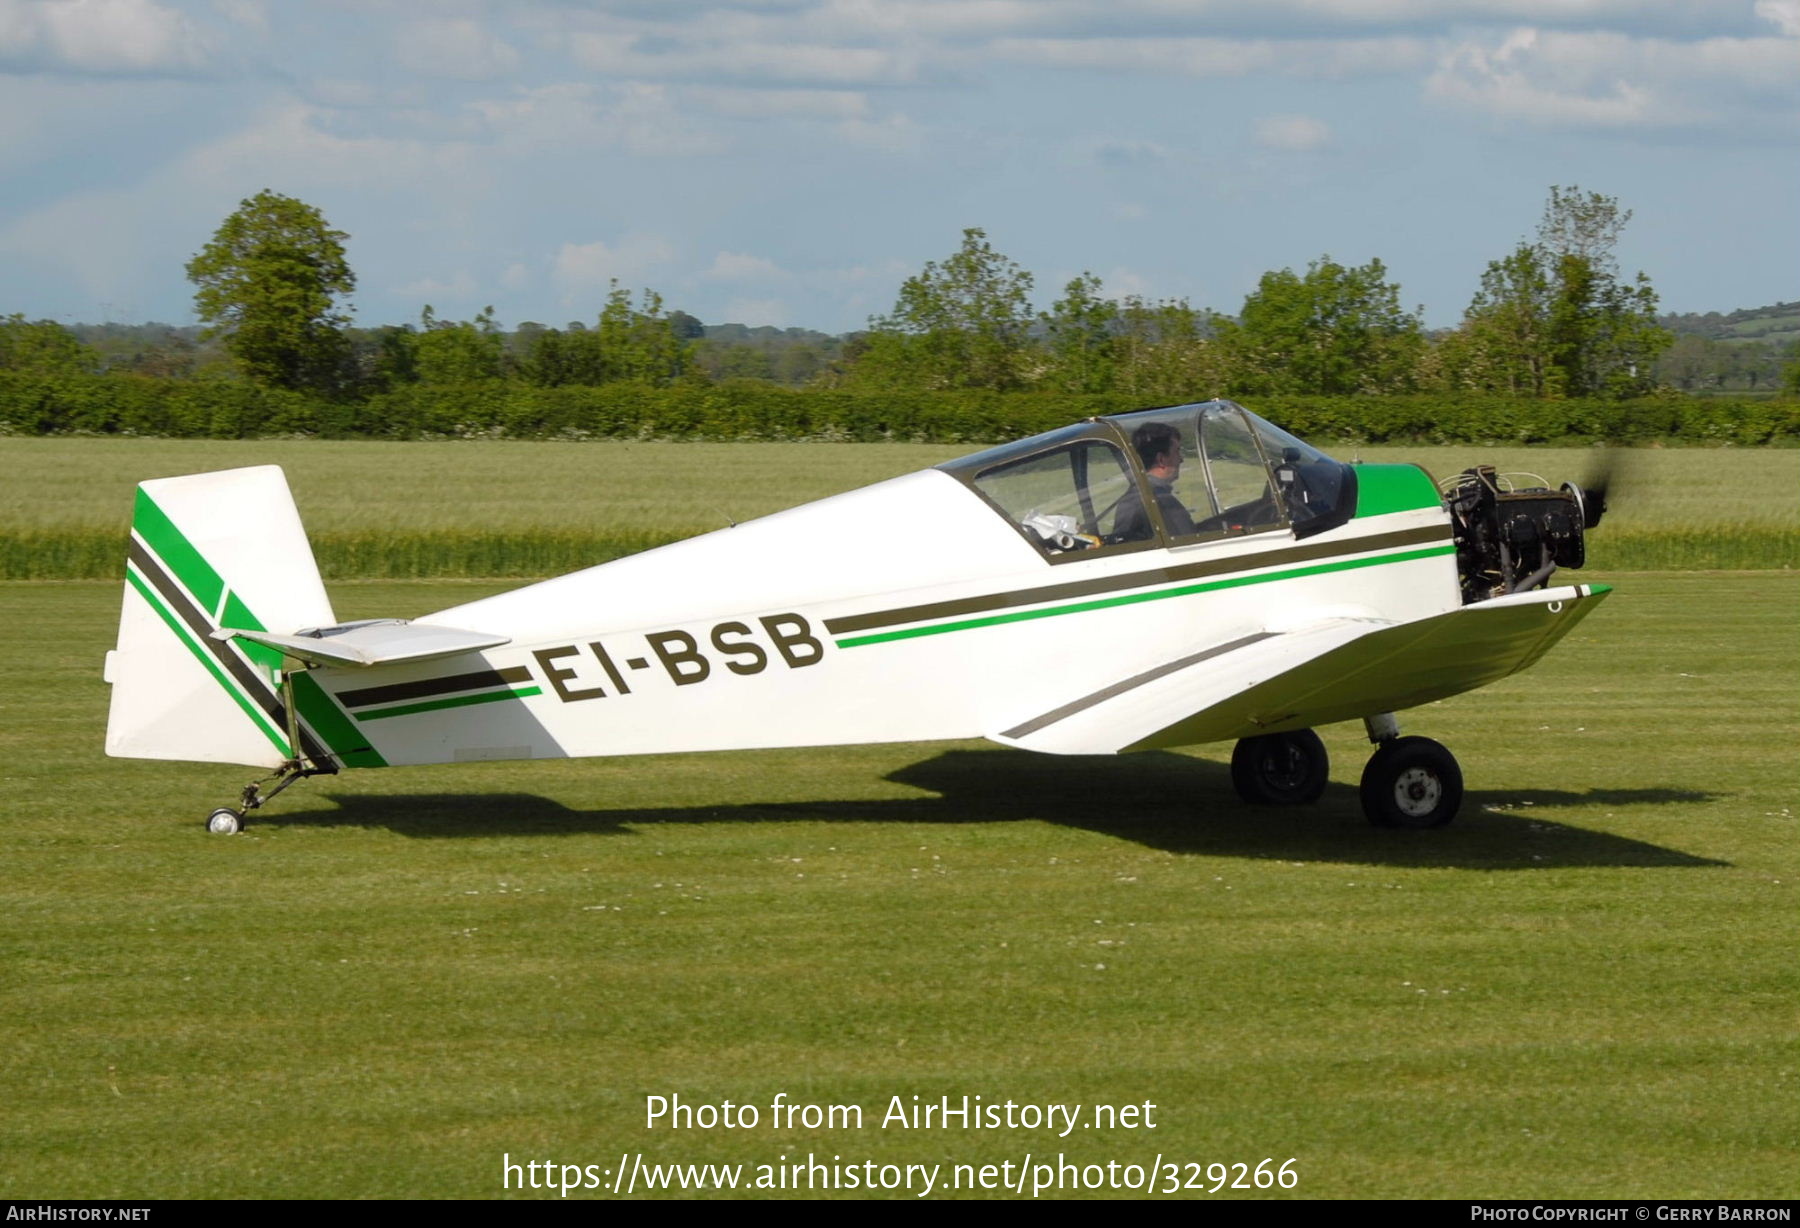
[1113,422,1197,541]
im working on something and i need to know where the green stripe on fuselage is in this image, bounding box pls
[835,544,1456,648]
[289,671,388,767]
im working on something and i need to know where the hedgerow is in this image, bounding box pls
[4,373,1797,445]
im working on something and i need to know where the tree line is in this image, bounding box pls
[4,186,1799,408]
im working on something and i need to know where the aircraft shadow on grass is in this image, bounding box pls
[266,748,1725,871]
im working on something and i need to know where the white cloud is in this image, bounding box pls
[686,86,869,120]
[500,262,531,291]
[181,102,477,191]
[706,251,788,280]
[1101,267,1153,299]
[1427,29,1650,126]
[1089,138,1172,168]
[0,183,147,303]
[0,100,481,311]
[526,1,1764,60]
[1426,27,1800,132]
[994,34,1433,78]
[398,18,520,81]
[306,77,382,107]
[396,270,478,302]
[566,30,923,86]
[1255,114,1332,151]
[469,82,720,156]
[209,0,265,36]
[804,0,1049,40]
[833,110,924,153]
[0,0,215,75]
[722,297,789,327]
[1758,0,1800,37]
[551,235,677,305]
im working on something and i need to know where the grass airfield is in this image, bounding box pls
[1,571,1794,1199]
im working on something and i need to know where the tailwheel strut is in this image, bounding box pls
[204,757,336,834]
[203,670,339,833]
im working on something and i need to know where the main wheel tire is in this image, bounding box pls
[1360,736,1463,829]
[205,808,242,835]
[1230,729,1329,805]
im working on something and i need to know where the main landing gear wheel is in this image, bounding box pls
[1230,729,1329,805]
[1360,736,1463,829]
[205,808,242,835]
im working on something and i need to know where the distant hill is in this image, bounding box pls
[702,323,839,346]
[1658,301,1799,345]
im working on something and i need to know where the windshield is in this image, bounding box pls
[1106,400,1352,540]
[1107,402,1283,539]
[1244,411,1352,531]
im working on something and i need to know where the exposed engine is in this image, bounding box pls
[1444,466,1606,605]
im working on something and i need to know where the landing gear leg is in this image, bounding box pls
[1358,713,1463,829]
[1231,729,1330,805]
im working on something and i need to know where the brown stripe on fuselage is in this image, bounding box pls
[1001,632,1279,740]
[336,665,534,710]
[825,524,1450,636]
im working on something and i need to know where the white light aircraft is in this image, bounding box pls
[103,399,1611,833]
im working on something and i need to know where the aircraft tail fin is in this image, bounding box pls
[105,466,337,768]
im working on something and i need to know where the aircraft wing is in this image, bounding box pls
[988,583,1610,755]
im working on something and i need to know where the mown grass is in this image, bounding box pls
[1,573,1795,1199]
[1,437,1795,577]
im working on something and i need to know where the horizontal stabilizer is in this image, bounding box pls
[214,619,510,668]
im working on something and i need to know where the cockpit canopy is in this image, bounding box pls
[940,400,1355,560]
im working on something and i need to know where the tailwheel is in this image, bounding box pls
[1230,729,1329,805]
[205,808,242,835]
[1360,736,1463,829]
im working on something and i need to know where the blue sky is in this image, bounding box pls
[2,0,1796,333]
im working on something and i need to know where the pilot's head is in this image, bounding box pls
[1131,422,1182,478]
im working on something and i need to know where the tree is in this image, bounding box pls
[851,227,1035,390]
[411,305,506,384]
[1219,256,1424,395]
[1448,186,1670,398]
[0,315,98,376]
[698,343,776,382]
[1440,244,1558,396]
[185,190,355,393]
[348,324,419,393]
[595,284,691,384]
[1040,273,1118,393]
[1110,296,1225,400]
[521,283,693,387]
[1036,273,1223,398]
[667,309,706,342]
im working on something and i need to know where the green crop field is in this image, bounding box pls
[1,571,1795,1199]
[2,437,1797,577]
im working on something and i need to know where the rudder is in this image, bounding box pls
[105,466,337,768]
